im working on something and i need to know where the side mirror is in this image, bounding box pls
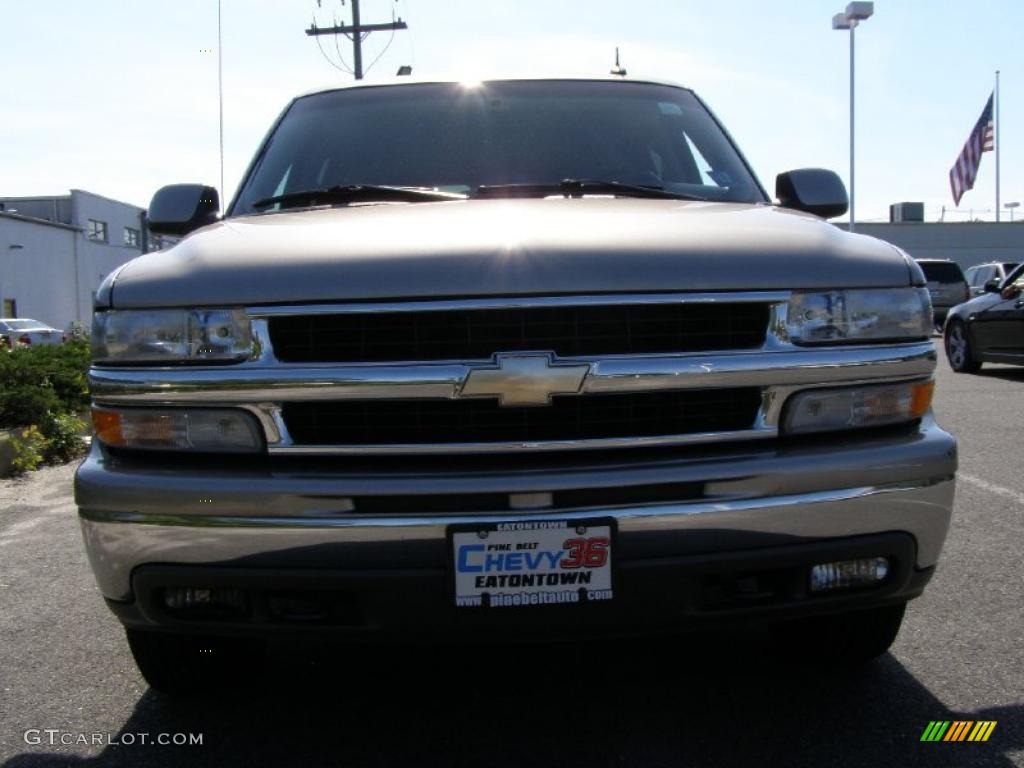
[775,169,849,220]
[147,184,219,236]
[983,278,1002,293]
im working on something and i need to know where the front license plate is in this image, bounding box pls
[450,519,614,608]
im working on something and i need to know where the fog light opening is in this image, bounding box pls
[162,586,248,618]
[809,557,890,593]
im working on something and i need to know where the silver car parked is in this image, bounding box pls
[915,259,969,330]
[965,261,1019,297]
[0,318,64,348]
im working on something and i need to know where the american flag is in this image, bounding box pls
[949,94,995,206]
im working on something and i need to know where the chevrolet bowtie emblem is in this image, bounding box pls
[460,353,590,407]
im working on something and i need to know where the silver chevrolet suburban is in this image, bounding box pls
[75,76,956,695]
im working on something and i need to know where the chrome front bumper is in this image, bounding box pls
[76,419,956,602]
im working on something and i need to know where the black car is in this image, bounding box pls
[944,262,1024,372]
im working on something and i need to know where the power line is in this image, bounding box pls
[363,9,398,75]
[332,13,354,73]
[312,15,353,74]
[306,0,408,80]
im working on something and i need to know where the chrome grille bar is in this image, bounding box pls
[246,292,792,316]
[89,344,937,404]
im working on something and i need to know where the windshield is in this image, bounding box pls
[1005,263,1024,286]
[919,262,964,284]
[1,319,43,330]
[231,80,767,215]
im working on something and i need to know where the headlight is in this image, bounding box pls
[786,288,932,344]
[92,309,252,363]
[784,380,934,435]
[92,408,263,452]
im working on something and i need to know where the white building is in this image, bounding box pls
[839,221,1024,271]
[0,190,176,330]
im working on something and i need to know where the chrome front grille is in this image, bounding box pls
[88,292,940,456]
[268,301,770,363]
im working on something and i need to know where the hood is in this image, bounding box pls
[109,199,914,308]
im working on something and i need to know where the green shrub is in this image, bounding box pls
[0,384,62,430]
[0,340,90,428]
[0,340,92,474]
[10,425,47,475]
[40,412,88,462]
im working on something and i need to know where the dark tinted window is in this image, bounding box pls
[231,81,766,215]
[1001,262,1019,274]
[918,262,965,284]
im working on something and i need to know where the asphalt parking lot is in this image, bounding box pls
[1,357,1022,768]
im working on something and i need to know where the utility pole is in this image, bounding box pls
[306,0,407,80]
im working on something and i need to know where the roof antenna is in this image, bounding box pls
[610,47,627,76]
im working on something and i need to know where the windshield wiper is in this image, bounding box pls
[474,179,708,201]
[251,185,467,211]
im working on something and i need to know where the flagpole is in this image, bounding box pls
[218,0,225,206]
[995,70,1000,222]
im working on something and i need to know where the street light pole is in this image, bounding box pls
[833,2,874,234]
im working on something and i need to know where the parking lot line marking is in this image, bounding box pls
[958,473,1024,508]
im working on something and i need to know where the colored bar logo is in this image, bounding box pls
[921,721,997,742]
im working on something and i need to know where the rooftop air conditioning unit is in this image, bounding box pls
[890,202,924,223]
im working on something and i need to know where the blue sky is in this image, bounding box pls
[2,0,1020,222]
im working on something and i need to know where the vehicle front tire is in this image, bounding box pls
[783,603,907,666]
[126,629,265,697]
[944,320,982,373]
